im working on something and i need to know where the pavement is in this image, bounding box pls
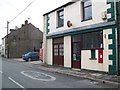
[14,58,120,87]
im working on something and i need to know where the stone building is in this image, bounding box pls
[6,20,43,58]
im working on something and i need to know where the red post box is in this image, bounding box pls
[98,50,103,63]
[39,48,43,61]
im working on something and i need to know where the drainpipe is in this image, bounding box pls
[116,0,120,75]
[7,21,9,58]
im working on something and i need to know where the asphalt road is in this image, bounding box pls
[0,57,117,89]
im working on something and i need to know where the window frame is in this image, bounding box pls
[57,9,64,28]
[90,49,97,60]
[82,31,103,50]
[82,0,92,21]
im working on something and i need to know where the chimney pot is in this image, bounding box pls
[25,20,28,24]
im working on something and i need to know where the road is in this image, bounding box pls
[0,57,117,89]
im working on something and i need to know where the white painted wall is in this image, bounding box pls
[48,0,108,34]
[1,38,5,56]
[64,36,71,68]
[81,50,104,71]
[81,29,113,72]
[46,39,53,65]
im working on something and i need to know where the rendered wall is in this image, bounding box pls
[46,39,53,65]
[48,0,108,34]
[81,28,117,73]
[64,36,71,68]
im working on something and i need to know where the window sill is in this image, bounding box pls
[56,26,64,28]
[81,18,92,22]
[89,58,97,60]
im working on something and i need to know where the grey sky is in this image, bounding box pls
[0,0,71,44]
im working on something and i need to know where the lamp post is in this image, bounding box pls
[7,21,9,58]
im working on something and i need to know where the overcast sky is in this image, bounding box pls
[0,0,71,44]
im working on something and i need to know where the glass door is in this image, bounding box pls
[72,35,81,69]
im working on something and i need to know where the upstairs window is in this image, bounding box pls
[82,0,92,21]
[57,9,64,27]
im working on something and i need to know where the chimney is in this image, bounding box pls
[10,29,16,33]
[21,24,24,27]
[25,20,28,24]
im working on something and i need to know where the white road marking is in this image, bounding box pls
[8,77,25,89]
[21,71,56,81]
[0,71,2,74]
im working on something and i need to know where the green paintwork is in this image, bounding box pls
[47,25,116,39]
[108,27,117,73]
[46,15,50,34]
[107,0,115,21]
[116,1,120,74]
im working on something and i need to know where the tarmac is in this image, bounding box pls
[14,58,120,88]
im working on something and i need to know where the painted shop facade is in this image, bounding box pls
[43,0,120,74]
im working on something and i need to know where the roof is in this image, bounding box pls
[43,0,79,16]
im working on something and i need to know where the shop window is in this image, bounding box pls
[82,0,92,21]
[82,31,103,49]
[57,9,64,27]
[72,34,81,42]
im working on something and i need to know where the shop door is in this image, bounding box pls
[53,38,64,66]
[72,35,81,69]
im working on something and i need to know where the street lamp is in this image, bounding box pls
[7,21,9,58]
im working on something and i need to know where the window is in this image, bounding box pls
[59,44,64,56]
[91,49,96,59]
[57,9,64,27]
[82,0,92,21]
[72,35,81,42]
[82,31,103,49]
[54,45,58,56]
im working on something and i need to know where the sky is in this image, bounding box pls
[0,0,71,44]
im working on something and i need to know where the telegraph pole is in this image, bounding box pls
[7,21,9,58]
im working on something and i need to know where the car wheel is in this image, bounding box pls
[26,60,28,62]
[28,58,32,61]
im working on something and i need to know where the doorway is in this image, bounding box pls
[72,35,81,69]
[53,37,64,66]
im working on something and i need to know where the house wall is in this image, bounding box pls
[64,36,71,68]
[46,39,53,65]
[43,0,118,73]
[8,22,43,58]
[81,29,113,72]
[28,23,43,52]
[48,0,108,34]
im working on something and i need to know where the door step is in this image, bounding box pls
[72,68,81,71]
